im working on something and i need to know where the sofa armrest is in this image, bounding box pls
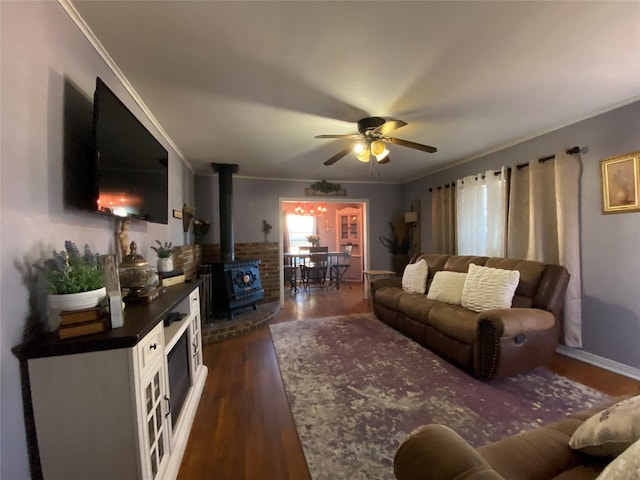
[475,308,559,379]
[394,424,507,480]
[478,308,556,337]
[370,277,402,300]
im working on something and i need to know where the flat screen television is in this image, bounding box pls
[65,77,169,224]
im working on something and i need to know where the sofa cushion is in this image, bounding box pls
[397,294,440,325]
[427,271,467,305]
[486,258,545,307]
[443,255,489,273]
[461,264,520,313]
[427,303,478,344]
[374,287,405,311]
[596,437,640,479]
[402,259,428,294]
[569,395,640,458]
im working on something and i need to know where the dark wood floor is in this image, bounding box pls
[178,283,640,480]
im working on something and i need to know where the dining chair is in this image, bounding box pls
[300,246,328,290]
[330,244,353,290]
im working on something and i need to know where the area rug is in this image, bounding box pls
[269,313,611,480]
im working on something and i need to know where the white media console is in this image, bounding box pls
[18,283,207,480]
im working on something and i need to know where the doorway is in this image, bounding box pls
[279,198,369,305]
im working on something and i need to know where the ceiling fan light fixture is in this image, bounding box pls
[370,140,386,156]
[357,148,370,163]
[375,148,390,162]
[353,143,365,154]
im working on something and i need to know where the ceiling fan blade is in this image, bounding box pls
[374,120,407,136]
[314,134,358,139]
[386,137,437,153]
[377,155,391,165]
[323,143,358,166]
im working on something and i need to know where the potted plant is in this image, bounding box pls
[379,218,411,275]
[150,240,174,272]
[38,241,107,314]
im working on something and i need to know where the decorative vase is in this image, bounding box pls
[48,287,107,331]
[157,257,174,273]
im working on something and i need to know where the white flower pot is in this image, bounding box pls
[49,287,107,311]
[48,287,107,331]
[157,257,174,273]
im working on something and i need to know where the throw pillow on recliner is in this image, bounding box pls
[461,263,520,312]
[569,395,640,457]
[402,259,428,294]
[426,271,467,305]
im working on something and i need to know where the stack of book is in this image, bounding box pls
[58,307,109,339]
[159,269,185,287]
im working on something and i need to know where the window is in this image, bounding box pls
[456,168,507,257]
[286,214,315,253]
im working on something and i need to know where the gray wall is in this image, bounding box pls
[0,3,195,478]
[404,101,640,369]
[195,176,406,270]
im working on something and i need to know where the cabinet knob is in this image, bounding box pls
[150,343,157,350]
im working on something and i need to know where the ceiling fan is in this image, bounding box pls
[315,116,437,166]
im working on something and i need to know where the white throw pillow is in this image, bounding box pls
[570,395,640,457]
[426,271,467,305]
[461,263,520,313]
[402,259,428,294]
[596,438,640,479]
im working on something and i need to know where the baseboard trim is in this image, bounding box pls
[556,345,640,381]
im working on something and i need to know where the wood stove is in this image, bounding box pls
[208,163,264,320]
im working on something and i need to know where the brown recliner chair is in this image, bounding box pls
[394,398,623,480]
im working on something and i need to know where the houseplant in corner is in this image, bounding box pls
[379,217,411,275]
[39,241,106,325]
[151,240,174,272]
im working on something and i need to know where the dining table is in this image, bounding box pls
[283,251,351,291]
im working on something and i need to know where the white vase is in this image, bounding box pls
[48,287,107,331]
[157,257,174,273]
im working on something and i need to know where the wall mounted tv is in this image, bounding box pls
[65,77,169,224]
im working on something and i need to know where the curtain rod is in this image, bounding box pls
[429,146,581,192]
[516,146,581,170]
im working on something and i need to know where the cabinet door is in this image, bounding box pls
[189,312,203,375]
[141,359,171,480]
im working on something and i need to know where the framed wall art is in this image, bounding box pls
[601,150,640,214]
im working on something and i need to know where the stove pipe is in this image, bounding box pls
[210,163,239,262]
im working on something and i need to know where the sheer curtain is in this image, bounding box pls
[431,185,456,254]
[507,151,582,347]
[456,168,507,256]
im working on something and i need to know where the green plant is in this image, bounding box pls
[309,180,342,194]
[379,218,410,255]
[37,241,104,294]
[150,240,173,258]
[306,234,320,245]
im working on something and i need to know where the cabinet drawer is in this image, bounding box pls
[138,322,164,375]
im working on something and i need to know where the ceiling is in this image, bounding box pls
[69,1,640,184]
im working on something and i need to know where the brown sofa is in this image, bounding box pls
[394,398,623,480]
[370,254,570,380]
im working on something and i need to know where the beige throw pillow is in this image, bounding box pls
[461,263,520,313]
[596,438,640,479]
[569,395,640,457]
[426,271,467,305]
[402,259,428,294]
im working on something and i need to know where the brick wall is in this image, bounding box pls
[200,242,280,303]
[172,244,201,281]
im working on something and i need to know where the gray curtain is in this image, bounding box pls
[507,151,582,347]
[431,184,457,254]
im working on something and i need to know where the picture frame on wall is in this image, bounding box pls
[601,150,640,214]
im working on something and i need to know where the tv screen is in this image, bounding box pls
[93,77,168,224]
